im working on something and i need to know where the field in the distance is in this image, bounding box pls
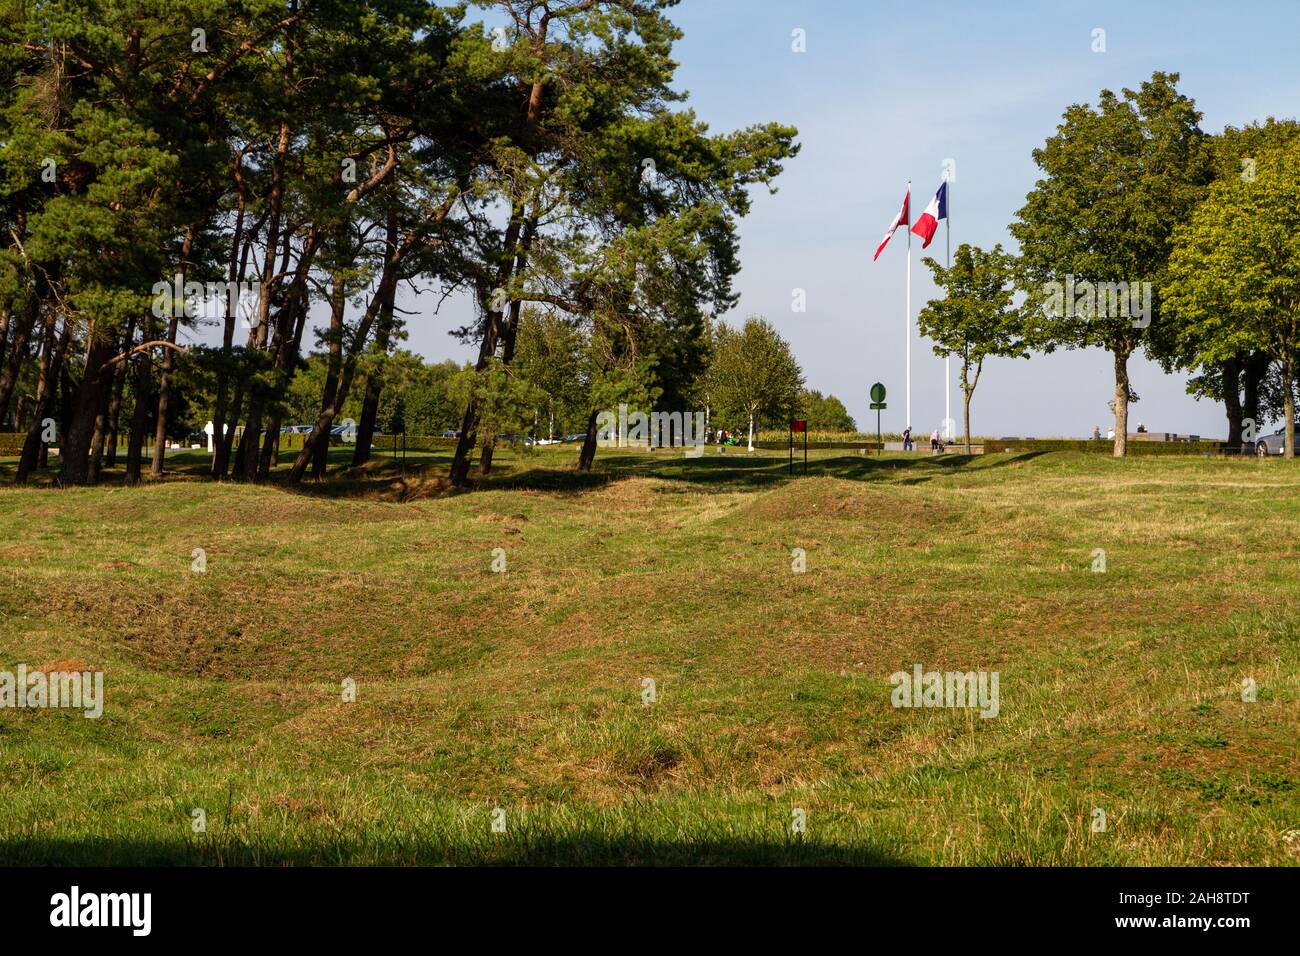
[1,447,1297,865]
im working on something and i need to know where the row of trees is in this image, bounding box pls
[0,0,799,487]
[919,73,1300,458]
[512,312,846,445]
[99,310,846,446]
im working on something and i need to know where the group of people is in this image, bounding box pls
[706,427,741,446]
[1092,422,1146,440]
[901,426,948,453]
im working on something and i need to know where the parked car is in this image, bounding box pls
[328,424,381,442]
[1255,428,1291,456]
[440,430,461,438]
[561,433,587,443]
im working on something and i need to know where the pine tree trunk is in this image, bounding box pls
[450,205,525,487]
[479,216,537,479]
[578,409,599,471]
[86,377,113,483]
[0,306,8,387]
[15,311,64,484]
[353,379,381,467]
[238,404,262,481]
[104,316,134,469]
[59,327,118,486]
[313,275,347,478]
[0,294,38,427]
[124,359,151,484]
[287,230,399,486]
[149,312,180,478]
[125,314,155,485]
[352,239,397,470]
[215,386,242,480]
[259,410,282,476]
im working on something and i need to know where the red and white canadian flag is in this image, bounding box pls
[873,189,910,261]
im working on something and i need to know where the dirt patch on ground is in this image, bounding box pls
[278,463,457,503]
[35,658,95,672]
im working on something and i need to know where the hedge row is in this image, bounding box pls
[984,438,1223,455]
[756,429,903,444]
[753,440,884,451]
[374,436,458,452]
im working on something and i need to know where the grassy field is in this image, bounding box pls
[1,446,1297,865]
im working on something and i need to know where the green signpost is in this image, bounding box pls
[869,382,887,455]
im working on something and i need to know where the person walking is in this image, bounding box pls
[930,428,940,453]
[903,425,913,451]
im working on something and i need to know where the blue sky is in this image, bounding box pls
[209,0,1300,438]
[652,0,1300,437]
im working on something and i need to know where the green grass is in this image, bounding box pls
[1,446,1297,864]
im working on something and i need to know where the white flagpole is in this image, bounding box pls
[906,180,912,433]
[944,173,951,441]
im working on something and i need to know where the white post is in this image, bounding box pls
[906,180,912,432]
[943,172,952,441]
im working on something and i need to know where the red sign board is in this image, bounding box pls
[790,419,807,433]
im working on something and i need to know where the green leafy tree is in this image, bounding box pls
[798,389,855,431]
[1171,119,1300,445]
[446,0,798,483]
[708,316,802,451]
[917,243,1028,453]
[1011,72,1212,456]
[1164,140,1300,457]
[513,310,588,439]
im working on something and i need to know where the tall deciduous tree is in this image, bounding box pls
[1011,72,1212,456]
[512,310,587,439]
[798,389,855,432]
[918,243,1028,454]
[1169,119,1300,446]
[1164,140,1300,458]
[708,316,802,452]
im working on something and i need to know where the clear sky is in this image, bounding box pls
[200,0,1300,438]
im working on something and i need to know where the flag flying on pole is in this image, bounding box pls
[873,189,910,261]
[911,181,947,249]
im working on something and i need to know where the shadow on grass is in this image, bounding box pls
[0,835,910,866]
[0,447,1049,501]
[502,450,1050,495]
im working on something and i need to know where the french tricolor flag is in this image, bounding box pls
[911,181,947,249]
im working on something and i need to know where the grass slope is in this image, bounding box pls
[1,447,1297,865]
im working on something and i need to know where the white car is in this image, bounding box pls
[1255,428,1292,456]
